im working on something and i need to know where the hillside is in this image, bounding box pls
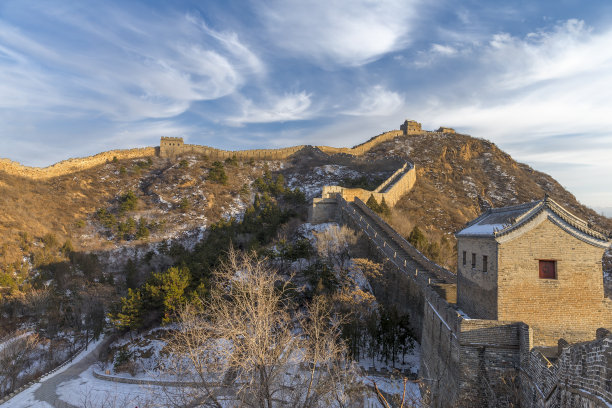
[1,129,610,275]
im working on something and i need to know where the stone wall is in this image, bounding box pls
[317,129,405,156]
[520,329,612,407]
[159,140,305,160]
[0,147,156,180]
[310,161,417,223]
[420,288,463,407]
[335,194,612,407]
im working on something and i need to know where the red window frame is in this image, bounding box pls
[539,260,556,279]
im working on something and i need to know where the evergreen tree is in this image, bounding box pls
[144,266,191,324]
[125,258,138,289]
[379,197,391,217]
[208,161,228,184]
[408,226,428,252]
[109,288,143,332]
[119,190,138,214]
[366,194,381,213]
[135,218,150,240]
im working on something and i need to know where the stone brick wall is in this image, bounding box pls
[311,161,417,223]
[420,288,463,407]
[520,329,612,407]
[497,217,611,346]
[317,129,405,156]
[159,139,305,160]
[0,147,156,179]
[457,237,499,319]
[457,319,525,406]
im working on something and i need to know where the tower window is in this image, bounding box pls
[471,253,476,268]
[462,251,466,266]
[539,260,556,279]
[483,255,488,273]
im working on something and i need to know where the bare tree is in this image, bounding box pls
[0,332,40,395]
[314,225,359,271]
[162,249,363,407]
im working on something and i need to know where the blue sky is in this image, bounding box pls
[1,1,612,209]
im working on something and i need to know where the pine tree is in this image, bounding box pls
[125,258,138,289]
[109,288,143,332]
[379,197,391,217]
[408,226,428,252]
[366,194,381,213]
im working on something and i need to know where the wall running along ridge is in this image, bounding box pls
[0,148,157,180]
[0,121,429,180]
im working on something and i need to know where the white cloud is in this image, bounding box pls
[342,85,404,116]
[255,0,423,67]
[225,92,313,126]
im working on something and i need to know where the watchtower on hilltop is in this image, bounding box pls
[400,119,422,135]
[159,137,184,157]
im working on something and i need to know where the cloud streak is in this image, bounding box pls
[254,0,423,67]
[0,5,263,121]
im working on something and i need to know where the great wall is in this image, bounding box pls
[0,120,427,180]
[1,119,610,407]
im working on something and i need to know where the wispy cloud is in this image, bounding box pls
[342,86,404,117]
[0,6,263,121]
[254,0,424,67]
[225,92,314,126]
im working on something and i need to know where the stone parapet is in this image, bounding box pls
[0,147,156,180]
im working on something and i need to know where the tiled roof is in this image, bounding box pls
[456,197,610,245]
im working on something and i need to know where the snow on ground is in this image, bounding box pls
[222,195,247,221]
[297,222,338,243]
[358,341,421,375]
[56,366,161,407]
[287,164,386,200]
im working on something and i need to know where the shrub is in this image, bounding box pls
[119,190,138,214]
[224,155,238,166]
[178,198,191,212]
[208,161,228,185]
[135,218,150,240]
[42,233,58,249]
[61,239,74,257]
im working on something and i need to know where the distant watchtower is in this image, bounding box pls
[160,137,184,158]
[400,120,422,135]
